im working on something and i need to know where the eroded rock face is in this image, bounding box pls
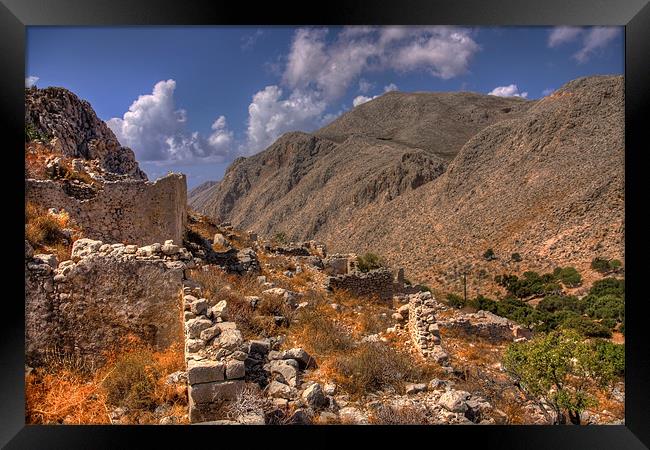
[25,86,147,180]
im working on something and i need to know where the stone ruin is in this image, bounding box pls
[26,173,187,247]
[407,291,450,365]
[25,238,192,366]
[324,254,419,301]
[437,310,532,343]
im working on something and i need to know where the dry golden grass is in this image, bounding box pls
[25,202,81,262]
[26,339,188,425]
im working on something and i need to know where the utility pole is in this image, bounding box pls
[463,272,467,305]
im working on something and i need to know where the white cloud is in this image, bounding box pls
[282,26,478,102]
[25,75,39,88]
[548,27,583,47]
[107,79,233,163]
[542,88,555,96]
[383,83,398,92]
[488,84,528,98]
[241,29,264,51]
[352,95,373,107]
[244,85,327,154]
[573,27,620,63]
[358,78,374,93]
[353,83,399,107]
[244,26,478,156]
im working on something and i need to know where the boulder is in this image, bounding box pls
[214,328,244,352]
[190,298,208,316]
[267,380,294,400]
[338,406,369,424]
[199,325,220,342]
[213,233,228,247]
[405,383,427,395]
[302,383,328,409]
[284,348,315,369]
[266,360,299,387]
[438,390,471,413]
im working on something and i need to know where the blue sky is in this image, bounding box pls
[26,26,623,188]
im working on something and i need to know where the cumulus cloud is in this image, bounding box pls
[25,75,39,88]
[282,26,478,102]
[244,26,478,154]
[358,78,374,93]
[542,88,555,96]
[353,83,399,107]
[488,84,528,98]
[573,27,620,63]
[547,26,620,63]
[107,79,232,163]
[548,27,583,47]
[244,85,327,154]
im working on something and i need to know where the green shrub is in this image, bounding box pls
[588,278,624,298]
[553,267,582,288]
[591,339,625,377]
[591,257,623,274]
[483,248,496,261]
[356,253,385,272]
[504,329,618,425]
[273,232,287,245]
[446,293,465,309]
[581,294,624,322]
[559,314,612,338]
[511,253,522,262]
[537,295,579,314]
[469,295,498,313]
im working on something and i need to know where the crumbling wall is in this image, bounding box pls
[326,268,395,300]
[181,279,247,423]
[437,310,531,342]
[408,292,449,365]
[25,173,187,246]
[25,238,191,365]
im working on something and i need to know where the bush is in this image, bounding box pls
[291,308,353,355]
[511,253,522,262]
[356,252,385,272]
[536,295,579,314]
[483,248,496,261]
[504,329,618,425]
[591,340,624,377]
[591,257,623,274]
[588,278,624,298]
[559,314,612,338]
[333,342,430,395]
[273,232,287,245]
[553,267,582,288]
[581,294,624,323]
[446,293,465,309]
[469,295,498,313]
[103,351,158,410]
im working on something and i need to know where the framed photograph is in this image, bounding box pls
[3,0,649,447]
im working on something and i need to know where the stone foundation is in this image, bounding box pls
[326,268,395,300]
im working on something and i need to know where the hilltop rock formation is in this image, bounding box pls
[190,75,624,285]
[25,86,147,180]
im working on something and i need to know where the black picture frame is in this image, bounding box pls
[2,0,649,448]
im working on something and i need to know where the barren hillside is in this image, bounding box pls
[190,75,624,291]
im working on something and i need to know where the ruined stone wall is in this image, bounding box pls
[25,173,187,246]
[25,238,191,365]
[437,310,531,343]
[326,268,395,300]
[181,279,247,423]
[408,292,449,365]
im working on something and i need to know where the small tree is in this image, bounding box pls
[483,248,496,261]
[511,253,523,262]
[446,293,465,309]
[356,252,384,272]
[503,329,617,425]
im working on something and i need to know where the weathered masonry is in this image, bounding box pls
[26,173,187,246]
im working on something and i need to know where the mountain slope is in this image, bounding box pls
[190,92,533,238]
[190,75,624,287]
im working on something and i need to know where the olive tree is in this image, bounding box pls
[503,329,618,425]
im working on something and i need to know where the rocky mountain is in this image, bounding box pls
[25,86,147,180]
[189,75,624,287]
